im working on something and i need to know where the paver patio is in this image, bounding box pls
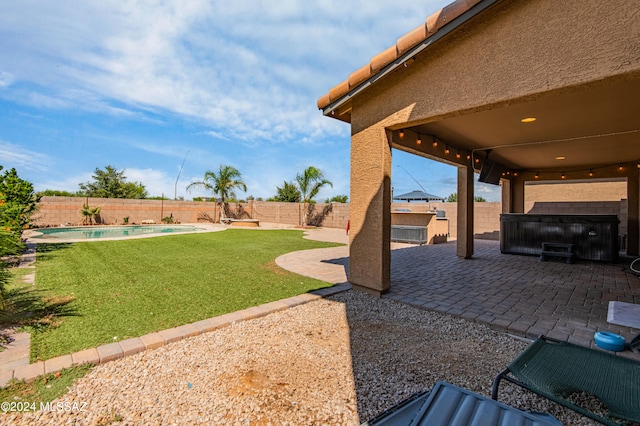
[281,233,640,352]
[385,240,640,347]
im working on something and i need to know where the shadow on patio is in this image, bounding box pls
[386,240,640,348]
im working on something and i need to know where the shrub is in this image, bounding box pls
[0,167,38,322]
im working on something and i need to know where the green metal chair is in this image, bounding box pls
[492,336,640,426]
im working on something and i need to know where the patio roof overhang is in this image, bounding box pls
[318,0,640,177]
[390,72,640,177]
[322,67,640,181]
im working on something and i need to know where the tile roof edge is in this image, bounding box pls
[317,0,485,111]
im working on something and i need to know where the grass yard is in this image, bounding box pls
[26,229,342,361]
[0,364,93,405]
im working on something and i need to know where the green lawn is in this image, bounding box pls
[0,364,93,406]
[27,229,342,361]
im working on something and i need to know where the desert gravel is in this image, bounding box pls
[5,290,598,425]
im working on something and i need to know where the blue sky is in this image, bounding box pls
[0,0,501,202]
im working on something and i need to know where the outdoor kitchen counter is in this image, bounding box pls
[391,211,437,227]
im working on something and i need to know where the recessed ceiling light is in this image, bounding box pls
[521,117,536,123]
[555,156,565,160]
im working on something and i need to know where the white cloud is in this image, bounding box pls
[0,140,51,172]
[125,168,179,199]
[35,168,199,200]
[131,143,190,159]
[200,131,230,141]
[2,0,461,201]
[0,0,450,144]
[0,70,14,89]
[36,172,93,194]
[476,183,502,201]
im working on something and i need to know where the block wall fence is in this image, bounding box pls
[33,196,627,240]
[32,197,351,230]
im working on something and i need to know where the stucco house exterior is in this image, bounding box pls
[318,0,640,295]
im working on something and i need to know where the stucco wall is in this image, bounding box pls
[525,181,627,202]
[350,0,640,134]
[33,196,627,238]
[32,197,351,229]
[34,197,485,236]
[33,197,214,227]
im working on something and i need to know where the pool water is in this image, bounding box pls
[30,225,200,240]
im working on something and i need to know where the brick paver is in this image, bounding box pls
[277,234,640,350]
[118,338,146,356]
[96,342,124,363]
[13,362,44,382]
[139,333,164,350]
[173,324,201,339]
[385,240,640,347]
[44,355,73,374]
[71,348,100,366]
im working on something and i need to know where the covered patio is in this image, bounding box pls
[387,240,640,350]
[318,0,640,296]
[278,228,640,350]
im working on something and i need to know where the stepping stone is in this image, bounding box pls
[0,332,31,371]
[22,271,35,285]
[18,243,37,268]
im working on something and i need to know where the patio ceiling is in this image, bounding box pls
[404,72,640,172]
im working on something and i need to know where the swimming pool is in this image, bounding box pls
[29,225,203,241]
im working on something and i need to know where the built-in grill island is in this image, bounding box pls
[500,214,619,262]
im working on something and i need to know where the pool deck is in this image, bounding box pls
[23,223,226,243]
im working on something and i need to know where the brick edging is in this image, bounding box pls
[0,283,352,388]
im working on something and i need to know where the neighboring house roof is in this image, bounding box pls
[393,190,445,202]
[317,0,497,119]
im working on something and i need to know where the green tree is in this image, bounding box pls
[0,167,38,319]
[0,168,76,328]
[268,181,300,202]
[0,166,39,234]
[295,166,333,226]
[326,195,348,203]
[447,192,486,202]
[37,189,79,197]
[0,227,14,306]
[187,165,247,204]
[79,204,101,225]
[79,165,148,199]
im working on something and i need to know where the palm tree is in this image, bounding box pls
[295,166,333,226]
[187,165,247,222]
[79,204,101,225]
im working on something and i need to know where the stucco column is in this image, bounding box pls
[456,165,474,258]
[349,127,392,296]
[501,179,512,214]
[627,167,639,256]
[508,176,525,213]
